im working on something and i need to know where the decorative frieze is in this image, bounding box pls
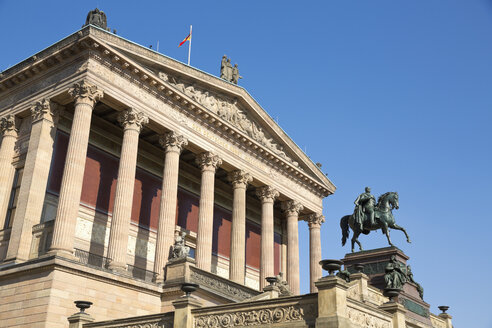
[158,71,299,167]
[158,131,188,153]
[117,108,149,131]
[190,268,258,301]
[347,306,391,328]
[194,305,307,327]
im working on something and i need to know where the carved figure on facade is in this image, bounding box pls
[341,190,411,252]
[83,8,110,31]
[384,255,406,290]
[406,265,424,299]
[170,231,190,260]
[232,64,242,84]
[336,268,351,283]
[274,272,293,296]
[157,71,299,167]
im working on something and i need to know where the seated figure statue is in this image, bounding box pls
[384,255,406,289]
[170,231,190,260]
[275,272,293,296]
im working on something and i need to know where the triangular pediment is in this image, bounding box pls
[0,25,335,196]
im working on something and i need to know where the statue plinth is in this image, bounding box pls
[343,247,431,325]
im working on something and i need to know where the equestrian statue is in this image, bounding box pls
[340,187,411,252]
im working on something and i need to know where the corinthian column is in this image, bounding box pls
[195,152,222,271]
[107,108,148,271]
[0,115,18,229]
[6,99,58,263]
[49,81,103,257]
[282,200,303,295]
[256,186,279,290]
[153,131,188,282]
[228,170,252,284]
[307,213,325,292]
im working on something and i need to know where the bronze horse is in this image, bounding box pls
[340,192,411,252]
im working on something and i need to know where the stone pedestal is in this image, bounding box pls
[172,296,202,328]
[164,257,196,286]
[343,247,431,325]
[438,313,453,328]
[67,312,95,328]
[379,302,407,328]
[315,275,351,328]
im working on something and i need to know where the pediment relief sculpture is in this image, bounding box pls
[158,71,300,168]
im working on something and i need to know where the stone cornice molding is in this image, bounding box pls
[307,213,325,228]
[158,131,188,154]
[256,186,279,203]
[0,114,18,137]
[68,80,103,106]
[196,151,222,172]
[117,108,148,132]
[227,170,252,189]
[281,200,304,216]
[30,98,58,123]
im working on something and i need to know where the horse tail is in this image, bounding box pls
[340,215,350,246]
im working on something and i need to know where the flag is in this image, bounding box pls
[178,33,191,47]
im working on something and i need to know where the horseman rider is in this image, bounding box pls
[354,187,376,231]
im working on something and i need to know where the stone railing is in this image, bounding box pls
[347,299,393,328]
[189,265,260,302]
[192,294,318,328]
[30,220,54,259]
[429,314,447,328]
[84,312,174,328]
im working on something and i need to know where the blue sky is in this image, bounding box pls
[1,1,491,326]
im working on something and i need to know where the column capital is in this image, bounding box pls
[30,98,58,123]
[68,81,103,106]
[256,185,279,203]
[195,151,222,172]
[307,213,325,228]
[159,131,188,153]
[281,200,304,216]
[117,108,149,132]
[228,170,252,189]
[0,114,17,137]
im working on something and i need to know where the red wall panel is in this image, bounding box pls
[176,189,199,233]
[212,206,232,258]
[245,221,261,269]
[131,169,162,230]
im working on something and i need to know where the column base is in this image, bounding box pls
[47,248,78,261]
[108,260,127,273]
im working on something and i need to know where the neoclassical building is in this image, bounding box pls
[0,20,454,328]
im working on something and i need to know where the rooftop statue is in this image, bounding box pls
[340,189,411,252]
[384,255,407,290]
[83,8,110,31]
[220,56,241,84]
[407,265,424,299]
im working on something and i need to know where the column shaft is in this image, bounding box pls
[228,170,251,284]
[282,200,303,295]
[0,115,17,229]
[256,186,278,290]
[49,81,102,256]
[195,152,221,271]
[107,109,147,271]
[308,213,324,293]
[6,100,57,262]
[154,132,187,281]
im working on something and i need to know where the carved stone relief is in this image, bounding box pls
[158,71,299,167]
[194,305,309,327]
[347,306,391,328]
[190,268,257,301]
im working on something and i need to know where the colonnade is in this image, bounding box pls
[0,81,325,294]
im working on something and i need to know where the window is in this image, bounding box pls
[4,168,23,229]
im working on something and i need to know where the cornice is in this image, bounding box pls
[0,27,334,198]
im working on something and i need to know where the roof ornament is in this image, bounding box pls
[220,55,242,84]
[83,8,110,31]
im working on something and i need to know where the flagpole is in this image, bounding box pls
[188,25,192,66]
